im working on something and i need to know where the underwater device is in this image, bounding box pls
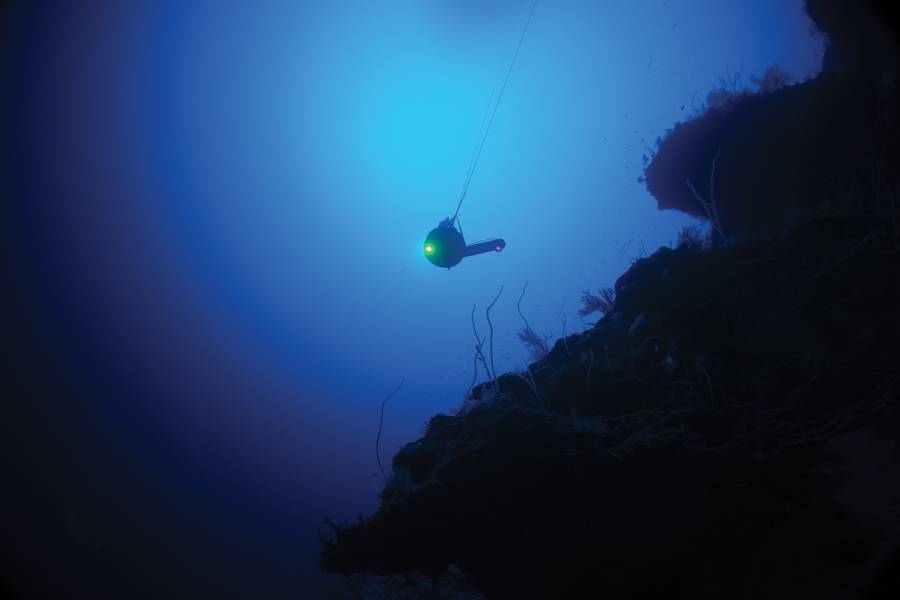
[423,218,506,269]
[422,0,536,270]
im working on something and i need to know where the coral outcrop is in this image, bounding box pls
[643,0,899,241]
[319,2,900,597]
[321,215,900,599]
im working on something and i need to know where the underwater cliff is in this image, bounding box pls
[320,214,900,599]
[644,0,899,242]
[319,1,900,598]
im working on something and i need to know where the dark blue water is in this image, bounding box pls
[2,2,823,597]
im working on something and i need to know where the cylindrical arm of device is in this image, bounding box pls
[463,239,506,257]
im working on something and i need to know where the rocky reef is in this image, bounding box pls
[321,214,900,599]
[319,1,900,598]
[644,0,899,241]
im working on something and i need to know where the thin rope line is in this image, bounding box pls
[462,70,502,196]
[451,0,538,224]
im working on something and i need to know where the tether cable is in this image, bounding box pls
[450,0,538,225]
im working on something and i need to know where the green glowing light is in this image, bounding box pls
[424,244,434,254]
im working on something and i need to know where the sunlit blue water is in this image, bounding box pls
[4,1,823,596]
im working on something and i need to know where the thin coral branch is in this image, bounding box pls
[516,281,549,362]
[516,281,533,332]
[686,178,715,232]
[486,285,504,393]
[515,369,546,409]
[468,335,487,394]
[376,378,405,480]
[470,304,490,393]
[687,149,726,244]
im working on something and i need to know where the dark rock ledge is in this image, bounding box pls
[321,216,900,599]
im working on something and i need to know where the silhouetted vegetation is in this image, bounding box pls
[516,281,550,363]
[675,223,707,250]
[577,287,615,317]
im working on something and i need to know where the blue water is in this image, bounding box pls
[3,1,823,597]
